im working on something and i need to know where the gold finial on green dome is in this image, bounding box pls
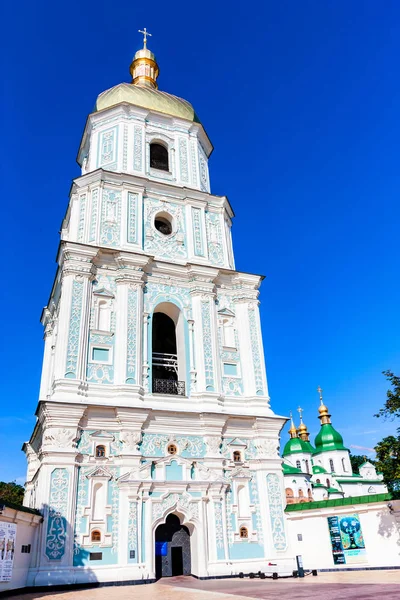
[130,28,160,89]
[288,411,298,438]
[317,385,331,424]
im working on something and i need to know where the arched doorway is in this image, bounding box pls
[155,514,191,578]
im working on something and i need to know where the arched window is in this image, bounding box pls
[91,530,101,543]
[305,460,310,473]
[326,479,330,488]
[342,458,347,472]
[329,459,334,472]
[298,489,304,498]
[285,488,294,504]
[167,443,177,455]
[95,445,106,458]
[239,526,248,539]
[150,143,169,171]
[97,301,110,331]
[296,460,301,469]
[307,489,313,500]
[233,451,242,463]
[316,479,321,484]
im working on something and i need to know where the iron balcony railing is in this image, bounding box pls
[152,352,178,374]
[153,378,186,396]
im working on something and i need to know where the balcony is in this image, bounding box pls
[152,378,186,396]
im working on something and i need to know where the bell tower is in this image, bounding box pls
[23,32,294,587]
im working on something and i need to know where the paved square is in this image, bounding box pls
[9,570,400,600]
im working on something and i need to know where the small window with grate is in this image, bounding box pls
[233,450,242,463]
[91,530,101,543]
[95,445,106,458]
[167,443,177,455]
[239,526,248,539]
[150,143,169,171]
[90,552,103,561]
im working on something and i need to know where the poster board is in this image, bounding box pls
[0,522,17,581]
[327,513,367,565]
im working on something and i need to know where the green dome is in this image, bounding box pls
[282,437,312,457]
[313,423,348,454]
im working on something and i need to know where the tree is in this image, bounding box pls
[373,371,400,496]
[374,436,400,495]
[350,454,374,474]
[375,371,400,419]
[0,481,25,505]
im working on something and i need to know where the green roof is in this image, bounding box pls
[313,423,348,454]
[327,487,342,494]
[312,465,328,474]
[282,463,303,475]
[282,437,312,457]
[285,492,392,512]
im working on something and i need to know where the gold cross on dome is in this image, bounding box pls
[138,27,152,48]
[297,406,303,422]
[317,386,323,402]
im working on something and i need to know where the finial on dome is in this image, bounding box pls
[297,406,310,441]
[130,28,160,89]
[288,411,298,439]
[317,385,331,425]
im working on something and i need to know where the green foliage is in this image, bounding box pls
[0,481,25,505]
[374,371,400,496]
[350,454,374,474]
[374,435,400,496]
[375,371,400,419]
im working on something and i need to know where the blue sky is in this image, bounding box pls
[2,1,400,483]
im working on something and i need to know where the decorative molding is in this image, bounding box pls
[152,493,199,522]
[128,501,138,562]
[46,468,69,560]
[248,306,264,395]
[133,125,143,171]
[179,138,189,182]
[65,279,84,379]
[192,207,204,257]
[266,473,287,551]
[126,287,138,384]
[100,188,121,247]
[127,192,138,244]
[77,194,87,242]
[201,299,215,391]
[205,212,224,266]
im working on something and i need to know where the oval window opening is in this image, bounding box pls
[155,215,172,235]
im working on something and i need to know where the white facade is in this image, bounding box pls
[22,45,297,587]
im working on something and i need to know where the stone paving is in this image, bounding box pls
[9,570,400,600]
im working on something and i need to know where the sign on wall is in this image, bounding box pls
[0,522,17,581]
[327,514,367,565]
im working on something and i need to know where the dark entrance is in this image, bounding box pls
[155,514,191,578]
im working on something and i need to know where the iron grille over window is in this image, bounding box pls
[153,378,185,396]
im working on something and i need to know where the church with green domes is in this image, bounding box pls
[282,390,387,504]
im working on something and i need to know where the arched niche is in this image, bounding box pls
[150,301,188,394]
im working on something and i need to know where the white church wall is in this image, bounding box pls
[287,498,400,570]
[0,507,42,593]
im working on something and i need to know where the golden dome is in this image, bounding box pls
[288,412,298,438]
[318,402,329,414]
[298,422,307,433]
[95,83,201,124]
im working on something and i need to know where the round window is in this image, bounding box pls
[154,214,173,235]
[167,443,178,455]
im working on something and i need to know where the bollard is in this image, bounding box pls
[312,569,318,576]
[272,572,278,580]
